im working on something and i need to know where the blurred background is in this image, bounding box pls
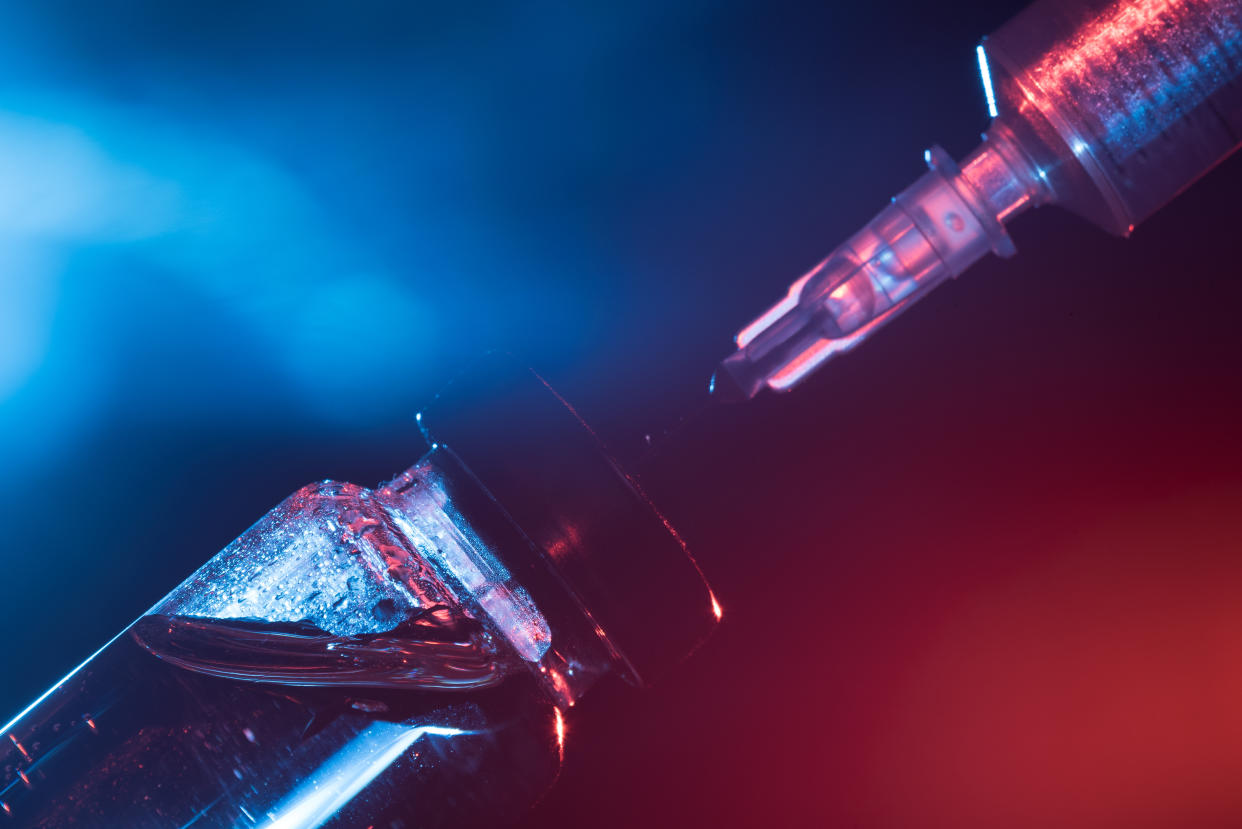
[3,0,1242,825]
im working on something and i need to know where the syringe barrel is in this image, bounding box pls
[985,0,1242,235]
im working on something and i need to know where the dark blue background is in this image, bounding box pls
[4,1,1242,825]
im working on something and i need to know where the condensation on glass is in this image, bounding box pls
[0,441,690,827]
[0,453,556,827]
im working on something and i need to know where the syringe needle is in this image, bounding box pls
[710,291,831,402]
[707,356,750,403]
[713,142,1035,399]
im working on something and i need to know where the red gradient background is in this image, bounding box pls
[517,149,1242,827]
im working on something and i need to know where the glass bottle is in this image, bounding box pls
[0,361,718,828]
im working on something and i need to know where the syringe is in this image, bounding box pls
[713,0,1242,401]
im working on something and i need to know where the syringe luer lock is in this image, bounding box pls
[715,0,1242,400]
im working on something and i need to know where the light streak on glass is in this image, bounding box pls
[976,44,999,118]
[260,722,466,829]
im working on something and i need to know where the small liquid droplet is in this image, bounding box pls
[350,699,389,714]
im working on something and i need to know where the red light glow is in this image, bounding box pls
[553,708,566,763]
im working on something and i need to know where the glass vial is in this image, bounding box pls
[0,361,718,828]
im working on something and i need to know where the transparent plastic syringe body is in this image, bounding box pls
[715,0,1242,399]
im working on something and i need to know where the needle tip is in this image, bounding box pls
[709,356,759,404]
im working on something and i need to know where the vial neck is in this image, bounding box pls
[376,450,618,708]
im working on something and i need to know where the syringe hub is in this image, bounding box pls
[714,136,1041,400]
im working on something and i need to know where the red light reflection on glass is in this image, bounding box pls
[7,734,31,762]
[553,708,566,763]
